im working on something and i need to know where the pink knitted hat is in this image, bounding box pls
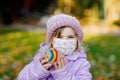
[46,14,83,44]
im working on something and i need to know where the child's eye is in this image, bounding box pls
[68,36,75,38]
[58,36,62,38]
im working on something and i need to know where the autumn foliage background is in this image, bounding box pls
[0,0,120,80]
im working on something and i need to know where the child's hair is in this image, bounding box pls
[48,26,81,51]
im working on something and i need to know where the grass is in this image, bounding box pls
[84,34,120,80]
[0,27,120,80]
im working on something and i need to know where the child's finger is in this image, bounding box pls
[54,62,58,70]
[62,55,67,65]
[60,56,65,67]
[64,57,67,65]
[40,56,45,60]
[40,56,49,65]
[57,56,62,68]
[54,55,67,70]
[43,63,52,70]
[40,59,48,65]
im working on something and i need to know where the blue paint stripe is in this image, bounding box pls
[49,49,54,61]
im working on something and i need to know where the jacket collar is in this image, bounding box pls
[66,50,87,61]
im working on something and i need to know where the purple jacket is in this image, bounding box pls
[17,43,92,80]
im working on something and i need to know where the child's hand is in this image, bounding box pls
[40,55,52,70]
[53,55,67,70]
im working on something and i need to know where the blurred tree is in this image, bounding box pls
[0,0,13,25]
[74,0,104,18]
[29,0,56,15]
[104,0,120,26]
[55,0,104,25]
[0,0,24,25]
[56,0,104,19]
[0,0,56,25]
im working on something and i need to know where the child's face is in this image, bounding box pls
[52,27,77,55]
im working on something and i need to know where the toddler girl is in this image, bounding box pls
[17,14,92,80]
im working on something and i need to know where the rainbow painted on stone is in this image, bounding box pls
[46,48,58,62]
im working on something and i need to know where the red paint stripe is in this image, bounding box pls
[54,48,58,62]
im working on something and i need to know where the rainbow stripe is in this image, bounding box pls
[46,48,58,62]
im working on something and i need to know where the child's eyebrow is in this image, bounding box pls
[68,35,76,38]
[68,34,76,36]
[60,35,76,38]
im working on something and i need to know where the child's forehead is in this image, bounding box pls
[61,27,76,35]
[62,27,74,31]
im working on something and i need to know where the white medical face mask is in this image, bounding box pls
[53,38,76,55]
